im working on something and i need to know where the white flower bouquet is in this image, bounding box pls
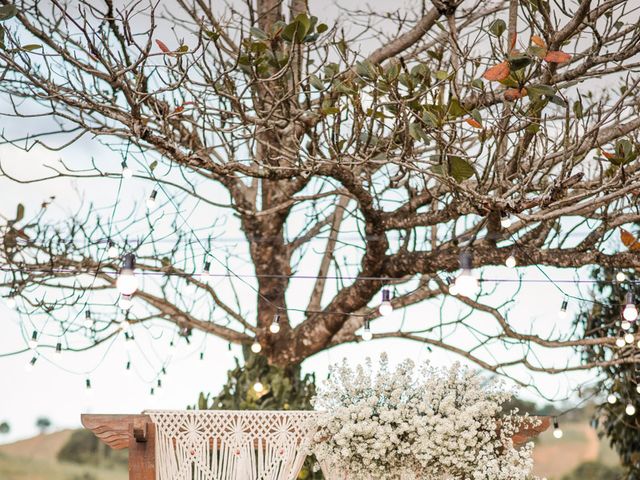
[311,354,537,480]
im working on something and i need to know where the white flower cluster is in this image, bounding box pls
[311,355,537,480]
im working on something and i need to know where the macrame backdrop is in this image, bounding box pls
[147,410,319,480]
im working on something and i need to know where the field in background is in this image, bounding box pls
[0,421,621,480]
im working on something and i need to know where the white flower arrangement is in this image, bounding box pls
[311,354,537,480]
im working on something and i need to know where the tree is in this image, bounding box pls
[35,416,51,434]
[579,265,640,476]
[0,421,9,435]
[0,0,640,390]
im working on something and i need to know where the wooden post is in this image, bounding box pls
[129,420,155,480]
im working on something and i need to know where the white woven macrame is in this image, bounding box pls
[147,410,319,480]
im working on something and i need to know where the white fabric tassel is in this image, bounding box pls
[147,410,318,480]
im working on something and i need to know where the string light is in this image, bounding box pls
[621,320,631,331]
[146,190,158,208]
[362,320,373,341]
[626,403,636,416]
[83,309,93,328]
[558,298,568,319]
[615,337,626,348]
[202,260,211,279]
[55,342,62,354]
[250,338,262,353]
[500,213,512,229]
[119,294,133,310]
[637,384,640,394]
[199,352,204,360]
[150,387,155,396]
[28,331,38,350]
[253,381,264,393]
[121,161,133,179]
[117,253,139,295]
[625,332,635,344]
[454,252,479,296]
[616,272,627,282]
[446,276,458,296]
[607,393,618,405]
[378,289,393,316]
[125,361,131,374]
[552,418,563,439]
[85,378,92,396]
[623,292,638,321]
[25,355,37,372]
[505,254,517,269]
[157,379,162,388]
[269,314,281,334]
[107,241,118,258]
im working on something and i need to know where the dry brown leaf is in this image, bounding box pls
[483,61,511,81]
[504,87,528,101]
[620,228,640,251]
[531,35,546,48]
[544,50,572,63]
[465,118,482,128]
[156,39,172,54]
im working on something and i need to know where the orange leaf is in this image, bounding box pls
[601,150,617,160]
[531,35,546,48]
[465,118,482,128]
[156,39,171,54]
[620,228,640,250]
[173,105,184,113]
[504,87,528,101]
[544,50,572,63]
[483,61,511,81]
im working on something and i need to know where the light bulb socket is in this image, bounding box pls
[561,299,568,312]
[121,161,128,169]
[273,314,280,324]
[29,356,38,366]
[553,417,559,429]
[85,310,91,319]
[200,352,204,360]
[85,379,92,389]
[150,387,155,396]
[122,253,136,271]
[149,190,157,201]
[459,252,473,270]
[31,331,38,342]
[157,379,162,388]
[626,292,635,305]
[126,361,131,370]
[55,342,62,353]
[203,261,211,272]
[381,289,391,302]
[364,319,371,330]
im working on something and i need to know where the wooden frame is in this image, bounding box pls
[82,413,550,479]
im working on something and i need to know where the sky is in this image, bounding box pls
[0,0,623,443]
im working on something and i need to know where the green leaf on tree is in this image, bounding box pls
[316,23,329,34]
[489,19,506,37]
[149,160,158,172]
[249,27,268,40]
[0,4,18,21]
[308,74,324,90]
[20,44,42,52]
[431,157,475,183]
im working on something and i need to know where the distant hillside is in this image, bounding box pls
[0,430,126,480]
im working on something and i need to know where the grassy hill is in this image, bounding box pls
[0,430,126,480]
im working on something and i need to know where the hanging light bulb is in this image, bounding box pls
[623,292,638,321]
[85,378,92,396]
[446,277,458,296]
[83,309,93,328]
[28,330,38,350]
[199,352,204,360]
[607,393,618,405]
[150,387,155,396]
[25,355,38,373]
[55,342,62,354]
[505,254,517,269]
[119,294,133,310]
[625,332,635,344]
[146,189,158,208]
[500,212,512,229]
[616,272,627,283]
[378,289,393,316]
[253,381,264,393]
[454,252,479,296]
[269,314,281,334]
[622,320,631,331]
[121,161,133,179]
[637,384,640,395]
[552,418,563,439]
[616,337,626,348]
[250,338,262,353]
[362,320,373,341]
[157,379,162,389]
[116,253,139,295]
[558,298,568,319]
[5,296,16,310]
[626,403,636,416]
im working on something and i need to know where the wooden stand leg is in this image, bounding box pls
[128,422,156,480]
